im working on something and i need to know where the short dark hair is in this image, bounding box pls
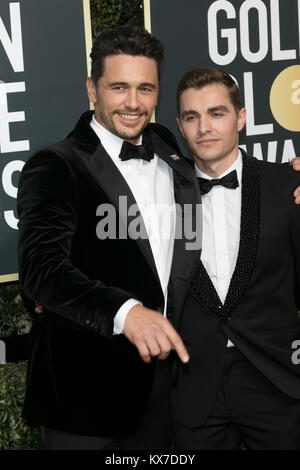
[90,25,164,85]
[177,67,243,115]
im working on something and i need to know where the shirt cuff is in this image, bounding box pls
[113,298,143,335]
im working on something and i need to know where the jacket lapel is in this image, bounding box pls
[91,141,161,285]
[222,150,261,316]
[192,150,261,317]
[150,125,203,306]
[141,126,203,321]
[170,170,203,325]
[70,112,160,284]
[149,128,196,183]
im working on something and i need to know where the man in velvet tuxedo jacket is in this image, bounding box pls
[170,67,300,450]
[17,26,193,450]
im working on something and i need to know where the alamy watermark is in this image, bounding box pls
[95,196,203,251]
[291,340,300,365]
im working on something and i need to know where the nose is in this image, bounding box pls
[124,88,139,110]
[198,116,210,135]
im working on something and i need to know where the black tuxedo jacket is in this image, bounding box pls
[17,111,199,437]
[169,150,300,427]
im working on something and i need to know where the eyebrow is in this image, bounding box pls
[108,81,157,89]
[139,82,157,89]
[207,105,229,113]
[181,110,199,119]
[181,105,230,118]
[107,81,129,88]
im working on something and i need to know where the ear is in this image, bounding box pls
[86,77,97,104]
[177,117,185,139]
[237,107,246,132]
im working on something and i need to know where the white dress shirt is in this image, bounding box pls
[195,151,242,347]
[90,116,176,333]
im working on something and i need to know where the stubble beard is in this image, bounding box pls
[98,105,151,142]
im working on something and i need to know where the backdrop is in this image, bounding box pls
[144,0,300,162]
[0,0,91,282]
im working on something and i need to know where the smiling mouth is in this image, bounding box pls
[118,113,144,121]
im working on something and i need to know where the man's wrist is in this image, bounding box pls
[113,299,143,335]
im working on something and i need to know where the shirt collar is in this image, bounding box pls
[194,150,242,180]
[90,114,142,161]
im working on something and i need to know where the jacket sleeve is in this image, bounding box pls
[17,150,133,338]
[292,173,300,311]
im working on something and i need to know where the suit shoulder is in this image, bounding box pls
[21,140,77,185]
[23,133,82,169]
[242,150,300,190]
[255,158,300,193]
[258,159,296,178]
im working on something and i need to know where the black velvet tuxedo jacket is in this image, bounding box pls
[169,150,300,427]
[17,111,199,437]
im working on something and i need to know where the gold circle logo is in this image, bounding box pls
[270,65,300,132]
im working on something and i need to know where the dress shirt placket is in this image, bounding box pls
[212,187,231,304]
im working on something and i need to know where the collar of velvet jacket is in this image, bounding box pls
[66,110,100,153]
[67,110,196,184]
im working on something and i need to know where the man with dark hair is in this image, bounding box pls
[17,25,193,450]
[176,67,243,115]
[170,66,300,450]
[90,24,164,84]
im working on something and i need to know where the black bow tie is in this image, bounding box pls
[197,169,239,195]
[119,140,154,162]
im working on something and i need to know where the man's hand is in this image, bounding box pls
[35,304,43,314]
[291,157,300,171]
[295,187,300,205]
[290,158,300,204]
[123,304,189,364]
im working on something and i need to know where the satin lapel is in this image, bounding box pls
[150,128,201,283]
[88,142,160,285]
[144,127,203,321]
[149,130,196,183]
[168,168,203,324]
[222,151,261,316]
